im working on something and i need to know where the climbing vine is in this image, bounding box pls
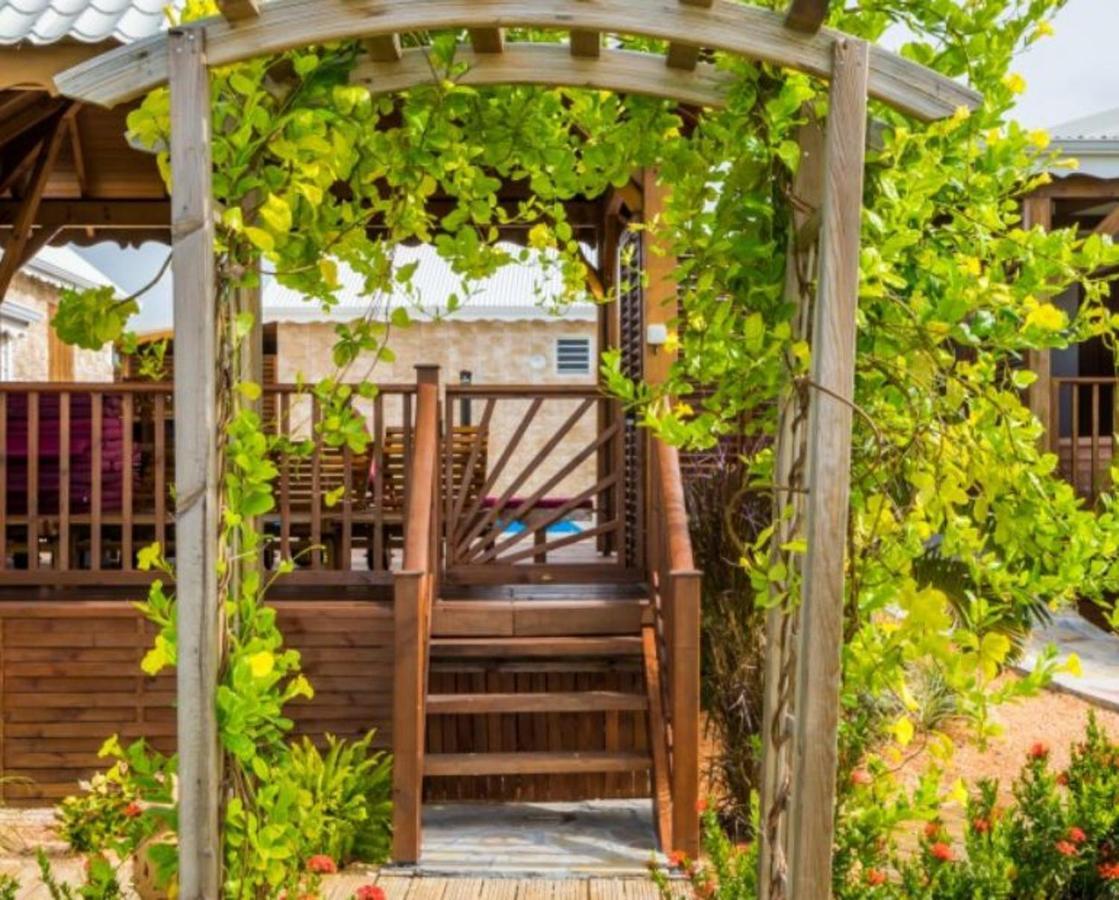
[44,0,1119,894]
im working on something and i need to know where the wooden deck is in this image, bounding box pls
[0,860,689,899]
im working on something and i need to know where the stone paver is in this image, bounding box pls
[1021,611,1119,710]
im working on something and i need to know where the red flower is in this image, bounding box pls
[850,769,873,786]
[355,887,386,900]
[1028,742,1050,761]
[1056,840,1078,858]
[1057,771,1070,786]
[306,855,337,875]
[866,868,888,886]
[971,818,990,834]
[668,850,687,869]
[924,822,941,840]
[123,802,142,819]
[696,797,709,814]
[1099,861,1119,881]
[931,842,954,862]
[1068,826,1087,844]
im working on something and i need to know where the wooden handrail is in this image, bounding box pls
[655,439,696,573]
[444,383,603,398]
[648,435,701,859]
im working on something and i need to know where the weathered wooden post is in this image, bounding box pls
[169,26,222,899]
[758,117,825,900]
[786,37,869,900]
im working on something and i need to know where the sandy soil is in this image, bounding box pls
[895,675,1119,800]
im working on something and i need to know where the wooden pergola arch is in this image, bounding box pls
[54,4,980,898]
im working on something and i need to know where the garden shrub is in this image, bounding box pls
[657,715,1119,899]
[0,875,17,900]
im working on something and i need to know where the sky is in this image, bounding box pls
[74,0,1119,328]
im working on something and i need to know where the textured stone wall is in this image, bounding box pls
[275,318,607,510]
[4,272,113,383]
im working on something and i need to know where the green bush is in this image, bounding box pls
[654,715,1119,899]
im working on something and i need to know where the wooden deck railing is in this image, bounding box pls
[0,381,418,586]
[391,365,440,863]
[1049,377,1116,501]
[647,437,701,858]
[441,384,635,585]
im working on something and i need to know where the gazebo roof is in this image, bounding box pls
[1050,107,1119,180]
[0,0,175,47]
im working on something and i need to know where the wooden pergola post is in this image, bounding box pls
[169,27,223,899]
[785,37,869,900]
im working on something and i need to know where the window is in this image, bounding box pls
[555,337,592,376]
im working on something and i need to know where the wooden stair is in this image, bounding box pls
[420,592,667,826]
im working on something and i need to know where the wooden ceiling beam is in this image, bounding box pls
[785,0,830,33]
[0,199,170,230]
[67,111,87,198]
[0,96,68,151]
[570,30,602,59]
[55,0,982,122]
[0,104,73,300]
[666,0,714,72]
[1094,203,1119,237]
[469,28,506,54]
[217,0,261,22]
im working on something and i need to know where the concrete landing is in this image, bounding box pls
[413,801,665,877]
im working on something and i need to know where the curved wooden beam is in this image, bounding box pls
[351,44,734,108]
[54,0,980,121]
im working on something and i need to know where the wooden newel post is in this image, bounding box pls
[392,363,440,864]
[786,37,868,900]
[670,567,701,858]
[169,26,223,900]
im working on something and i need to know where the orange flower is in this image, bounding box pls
[1068,826,1087,844]
[850,769,873,786]
[971,818,990,834]
[1099,861,1119,881]
[930,842,954,862]
[866,868,888,886]
[696,797,709,814]
[355,887,386,900]
[1057,771,1070,786]
[1056,840,1078,857]
[1028,742,1049,761]
[924,822,941,840]
[668,850,687,869]
[306,855,337,875]
[123,801,143,819]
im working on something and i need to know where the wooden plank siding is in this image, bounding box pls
[0,594,655,805]
[0,598,395,805]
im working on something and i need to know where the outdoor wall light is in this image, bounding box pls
[646,323,668,352]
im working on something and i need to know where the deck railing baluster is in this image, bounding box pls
[122,392,134,570]
[59,392,70,570]
[26,391,39,571]
[0,392,5,571]
[90,392,102,571]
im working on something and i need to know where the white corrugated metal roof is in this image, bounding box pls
[1049,107,1119,180]
[265,244,596,325]
[130,243,596,334]
[0,0,178,46]
[1,244,123,293]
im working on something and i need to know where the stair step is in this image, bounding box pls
[430,659,643,675]
[427,691,648,715]
[431,599,648,637]
[429,636,644,658]
[424,751,652,777]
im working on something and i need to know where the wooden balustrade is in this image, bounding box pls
[0,381,417,586]
[441,384,636,585]
[392,365,441,863]
[1049,377,1117,501]
[647,436,701,859]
